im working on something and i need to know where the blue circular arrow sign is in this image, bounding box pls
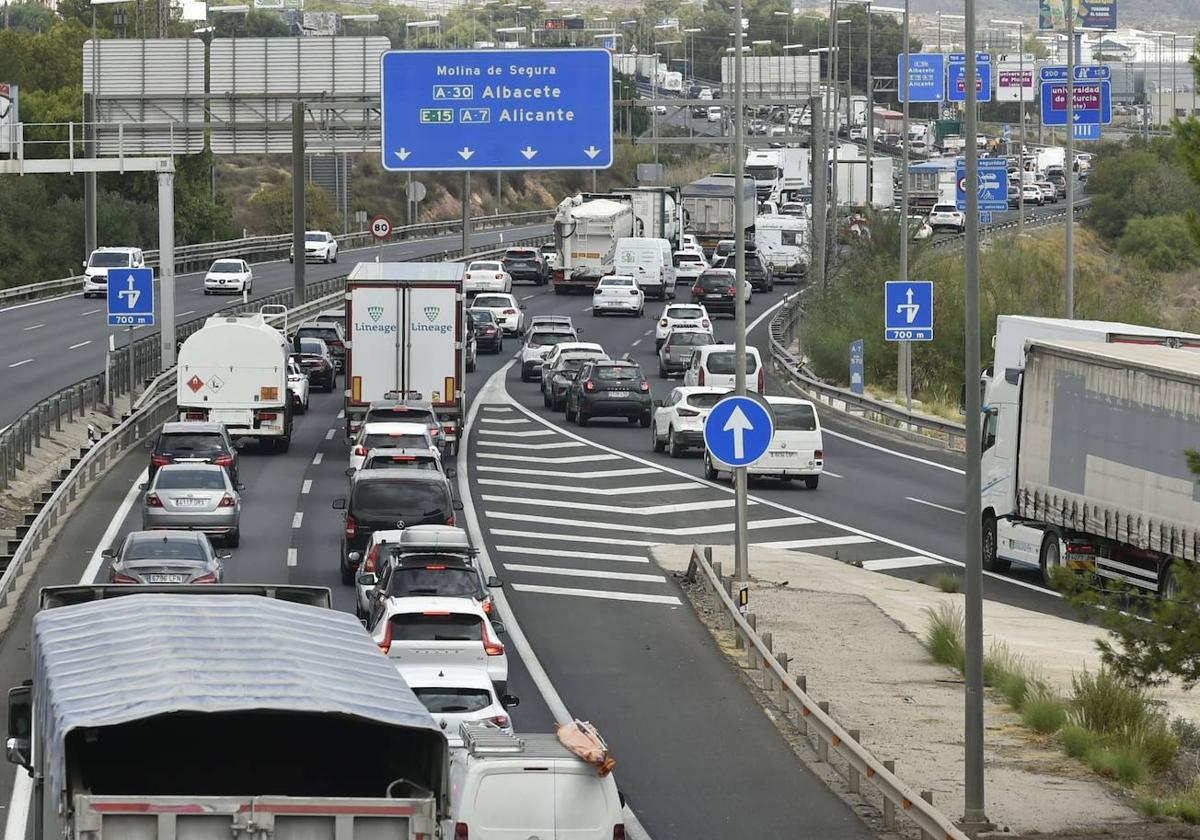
[703,395,775,467]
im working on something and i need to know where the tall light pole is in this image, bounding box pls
[783,43,808,109]
[774,9,790,49]
[683,27,701,86]
[992,18,1026,241]
[732,0,750,584]
[1065,0,1075,318]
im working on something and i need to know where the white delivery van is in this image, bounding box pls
[613,236,676,301]
[82,246,145,298]
[683,344,764,393]
[445,724,625,840]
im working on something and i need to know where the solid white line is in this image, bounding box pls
[292,512,304,529]
[312,453,323,465]
[476,439,584,450]
[631,338,643,347]
[477,428,557,438]
[824,429,965,476]
[482,494,742,516]
[8,358,32,368]
[491,528,659,547]
[479,478,701,496]
[178,309,196,317]
[495,545,650,564]
[79,308,101,316]
[337,409,345,418]
[486,511,812,535]
[504,563,666,583]
[287,548,298,567]
[861,555,943,572]
[511,583,681,605]
[480,417,531,425]
[906,496,965,515]
[325,428,336,440]
[68,340,92,350]
[823,470,844,479]
[23,323,44,331]
[478,452,620,464]
[302,479,312,494]
[481,406,512,412]
[753,536,874,549]
[476,464,654,478]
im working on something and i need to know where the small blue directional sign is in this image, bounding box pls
[1040,79,1112,125]
[897,53,945,103]
[1073,123,1101,141]
[980,210,993,225]
[704,395,775,468]
[380,48,614,172]
[1039,64,1111,82]
[885,281,933,342]
[947,53,992,103]
[849,339,865,395]
[956,157,1009,212]
[106,267,154,327]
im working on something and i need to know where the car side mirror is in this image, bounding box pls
[491,620,507,636]
[653,399,664,408]
[218,552,232,560]
[6,684,32,771]
[138,482,148,490]
[236,483,245,492]
[101,549,115,560]
[82,260,88,269]
[445,467,457,479]
[344,467,356,477]
[486,575,503,588]
[500,694,521,709]
[453,500,464,511]
[357,572,378,588]
[332,498,346,510]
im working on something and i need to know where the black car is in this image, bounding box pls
[291,337,337,391]
[542,355,591,411]
[690,270,739,315]
[501,247,547,285]
[294,320,346,371]
[744,253,774,292]
[565,360,653,427]
[333,472,463,584]
[470,308,504,353]
[149,421,239,486]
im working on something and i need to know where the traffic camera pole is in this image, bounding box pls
[733,0,750,583]
[292,101,306,307]
[1065,0,1075,318]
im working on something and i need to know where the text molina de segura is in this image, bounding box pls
[437,64,578,122]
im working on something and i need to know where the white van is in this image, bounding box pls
[704,395,824,487]
[613,236,676,301]
[445,723,625,840]
[82,246,146,298]
[683,344,764,393]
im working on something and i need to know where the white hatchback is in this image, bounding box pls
[651,386,726,457]
[399,666,518,746]
[463,260,513,296]
[349,421,437,472]
[704,395,824,487]
[592,274,644,317]
[471,293,526,335]
[203,258,253,295]
[654,303,712,349]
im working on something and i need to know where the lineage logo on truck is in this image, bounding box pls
[411,305,453,335]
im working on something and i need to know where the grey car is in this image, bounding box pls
[105,530,227,584]
[658,329,717,378]
[141,463,243,547]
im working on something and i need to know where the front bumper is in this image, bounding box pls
[82,276,107,293]
[205,278,245,292]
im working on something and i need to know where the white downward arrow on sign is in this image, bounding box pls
[395,148,411,161]
[723,405,753,460]
[584,145,601,159]
[458,147,475,160]
[521,146,537,160]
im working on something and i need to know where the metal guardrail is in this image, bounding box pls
[685,545,970,840]
[0,210,555,306]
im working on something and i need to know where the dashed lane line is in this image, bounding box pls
[511,583,681,606]
[287,548,298,567]
[312,453,323,465]
[495,545,650,564]
[325,429,336,440]
[23,323,44,331]
[8,359,32,368]
[79,308,101,316]
[631,339,642,347]
[906,496,965,515]
[503,564,666,584]
[69,341,92,350]
[292,512,304,529]
[302,479,312,494]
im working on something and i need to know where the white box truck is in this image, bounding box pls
[552,195,636,294]
[343,262,466,447]
[979,316,1200,591]
[176,312,293,451]
[681,174,758,255]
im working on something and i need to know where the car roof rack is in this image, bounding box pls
[460,722,526,754]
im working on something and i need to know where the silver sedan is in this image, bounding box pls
[105,530,227,584]
[141,463,243,547]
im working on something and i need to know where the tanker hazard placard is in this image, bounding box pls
[381,48,614,172]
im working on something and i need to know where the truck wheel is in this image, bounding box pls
[276,436,291,453]
[554,286,565,295]
[1161,565,1181,600]
[982,514,1010,573]
[1038,533,1062,588]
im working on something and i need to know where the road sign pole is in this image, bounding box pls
[157,169,175,369]
[462,171,471,258]
[1065,4,1076,319]
[292,100,306,308]
[733,0,749,583]
[128,326,137,401]
[899,0,910,410]
[1018,25,1025,245]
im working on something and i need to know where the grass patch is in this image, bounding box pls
[1062,724,1102,760]
[984,643,1036,710]
[1148,784,1200,824]
[1090,743,1150,785]
[1022,688,1069,734]
[1070,668,1155,735]
[922,603,965,672]
[932,573,961,593]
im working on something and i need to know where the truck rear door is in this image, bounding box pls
[405,285,461,409]
[348,284,402,406]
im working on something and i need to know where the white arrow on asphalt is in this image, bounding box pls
[521,146,537,160]
[458,147,475,160]
[395,148,411,161]
[584,145,601,159]
[722,405,754,461]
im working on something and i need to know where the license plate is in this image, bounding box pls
[705,293,723,299]
[173,498,208,507]
[769,450,799,458]
[147,574,186,583]
[606,390,632,398]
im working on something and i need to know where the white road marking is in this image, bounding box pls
[477,428,557,438]
[580,305,593,313]
[487,511,811,535]
[861,555,944,572]
[79,308,101,316]
[643,329,653,336]
[477,464,655,478]
[753,536,874,549]
[481,406,513,412]
[325,428,336,440]
[521,294,535,301]
[69,340,92,350]
[479,478,701,495]
[287,548,298,567]
[480,417,531,425]
[476,439,585,450]
[824,429,965,476]
[292,512,304,529]
[312,453,323,465]
[8,359,32,368]
[906,496,965,515]
[302,479,312,494]
[23,323,44,331]
[504,563,666,583]
[631,338,642,347]
[482,494,744,516]
[337,409,345,418]
[823,470,844,479]
[178,309,197,317]
[495,545,650,564]
[511,583,681,605]
[491,528,659,548]
[479,452,619,464]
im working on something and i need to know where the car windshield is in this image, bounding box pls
[668,332,714,347]
[158,433,225,456]
[774,403,818,431]
[89,252,131,268]
[364,454,439,470]
[211,261,243,273]
[299,339,325,354]
[706,351,759,375]
[473,296,511,308]
[505,250,537,260]
[602,277,634,288]
[469,262,501,272]
[389,613,482,641]
[557,358,589,373]
[353,481,450,518]
[685,392,724,409]
[698,273,733,288]
[540,245,556,255]
[384,566,480,598]
[364,407,435,425]
[594,366,640,381]
[469,310,497,324]
[304,233,328,242]
[529,332,575,346]
[154,470,226,490]
[932,205,956,214]
[413,687,494,714]
[298,327,340,343]
[363,432,428,450]
[667,306,704,320]
[124,537,207,561]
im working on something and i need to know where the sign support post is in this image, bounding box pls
[462,171,471,258]
[157,169,175,368]
[292,100,306,308]
[733,0,749,583]
[899,0,911,411]
[1065,0,1075,319]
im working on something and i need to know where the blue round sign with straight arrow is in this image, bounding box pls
[703,395,775,467]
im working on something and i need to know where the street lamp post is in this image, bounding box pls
[732,0,750,584]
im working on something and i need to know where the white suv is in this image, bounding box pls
[83,247,145,298]
[291,230,338,264]
[927,204,965,234]
[651,386,726,457]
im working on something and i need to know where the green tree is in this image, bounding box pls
[247,178,340,234]
[1117,214,1199,272]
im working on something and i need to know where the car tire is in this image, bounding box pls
[591,308,599,317]
[658,363,669,379]
[543,390,551,408]
[803,476,819,490]
[467,356,476,373]
[276,436,291,453]
[667,428,682,458]
[640,412,652,428]
[1038,532,1062,588]
[565,401,577,422]
[703,453,718,481]
[340,558,355,586]
[652,424,666,452]
[520,369,530,383]
[227,529,240,548]
[577,409,589,427]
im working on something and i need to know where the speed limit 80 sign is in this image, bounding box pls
[370,216,393,241]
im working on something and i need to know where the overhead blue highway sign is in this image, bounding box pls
[704,395,774,468]
[1073,123,1101,141]
[1039,64,1111,82]
[380,48,615,172]
[885,281,933,342]
[947,53,992,103]
[897,54,945,103]
[106,267,154,327]
[957,157,1009,212]
[1040,79,1112,125]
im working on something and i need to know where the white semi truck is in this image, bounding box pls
[744,149,809,202]
[552,195,637,294]
[979,316,1200,592]
[176,312,293,451]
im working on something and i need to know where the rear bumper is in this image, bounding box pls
[521,359,546,378]
[580,397,651,418]
[142,510,240,532]
[593,300,641,313]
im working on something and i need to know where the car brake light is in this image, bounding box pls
[678,407,699,417]
[213,455,234,468]
[390,455,415,462]
[193,572,218,583]
[454,823,469,840]
[488,714,510,728]
[218,494,235,508]
[111,572,138,584]
[151,454,171,467]
[495,274,504,279]
[758,367,765,392]
[659,319,668,326]
[345,515,357,540]
[364,545,380,572]
[814,449,824,459]
[584,380,596,392]
[145,493,163,508]
[259,412,277,421]
[423,610,451,616]
[482,598,494,614]
[702,319,710,328]
[640,381,650,392]
[698,369,705,385]
[446,514,456,526]
[613,826,626,840]
[485,639,505,656]
[429,427,440,437]
[184,411,206,420]
[692,285,703,296]
[354,446,368,456]
[378,621,393,654]
[727,286,737,295]
[484,327,496,335]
